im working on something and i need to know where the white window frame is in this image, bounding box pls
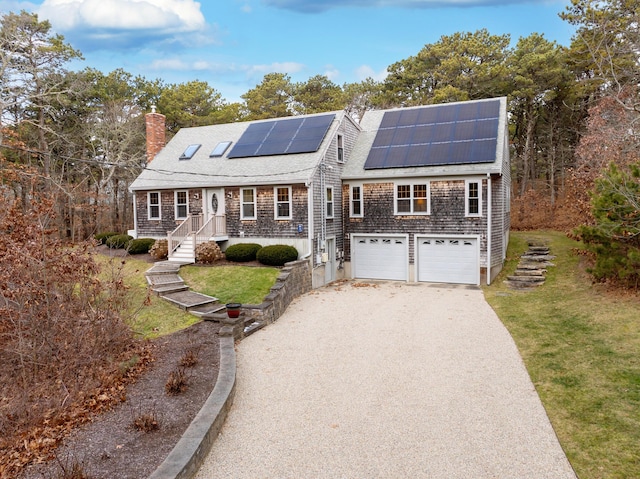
[394,182,430,215]
[241,188,257,220]
[274,186,292,220]
[466,180,482,217]
[175,190,188,220]
[148,191,161,220]
[337,134,344,163]
[326,186,334,219]
[350,184,363,218]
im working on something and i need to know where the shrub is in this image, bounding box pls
[127,238,156,255]
[195,241,223,263]
[165,368,189,395]
[132,411,160,433]
[105,234,133,249]
[95,231,119,245]
[224,243,262,262]
[256,244,298,266]
[149,239,168,260]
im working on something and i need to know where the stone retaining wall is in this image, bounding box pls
[245,258,312,326]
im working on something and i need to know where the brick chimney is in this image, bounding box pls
[145,106,166,163]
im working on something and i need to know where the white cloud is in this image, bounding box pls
[248,62,305,76]
[355,65,387,82]
[323,66,340,82]
[38,0,205,33]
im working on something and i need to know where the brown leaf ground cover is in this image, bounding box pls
[8,247,223,479]
[19,320,221,479]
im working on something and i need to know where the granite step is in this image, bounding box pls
[161,290,219,311]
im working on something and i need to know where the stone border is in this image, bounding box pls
[148,333,236,479]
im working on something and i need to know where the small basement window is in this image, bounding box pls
[180,144,201,160]
[210,141,232,158]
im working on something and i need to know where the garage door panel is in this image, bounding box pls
[418,237,478,285]
[353,236,407,281]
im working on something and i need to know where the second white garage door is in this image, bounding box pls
[417,236,479,285]
[352,235,408,281]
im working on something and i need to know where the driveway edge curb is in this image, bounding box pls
[148,333,236,479]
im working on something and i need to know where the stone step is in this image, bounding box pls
[146,273,183,286]
[513,269,545,276]
[504,280,544,289]
[521,254,556,262]
[189,303,226,317]
[161,290,219,311]
[151,284,189,295]
[506,275,545,283]
[145,262,182,275]
[243,320,266,337]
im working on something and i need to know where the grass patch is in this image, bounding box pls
[483,231,640,479]
[179,265,279,304]
[95,255,278,339]
[96,255,198,339]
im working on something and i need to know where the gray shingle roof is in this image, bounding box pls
[129,111,348,191]
[341,97,508,181]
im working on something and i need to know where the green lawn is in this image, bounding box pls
[483,231,640,479]
[96,255,278,339]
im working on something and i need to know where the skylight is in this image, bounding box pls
[180,144,201,160]
[210,141,232,158]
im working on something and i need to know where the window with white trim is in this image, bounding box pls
[337,134,344,163]
[241,188,256,220]
[395,183,429,215]
[274,186,292,219]
[351,185,363,218]
[466,180,482,216]
[326,187,334,219]
[175,190,188,219]
[148,192,161,220]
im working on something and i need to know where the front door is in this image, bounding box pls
[205,188,225,221]
[325,237,336,284]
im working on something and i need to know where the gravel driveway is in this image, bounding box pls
[195,281,577,479]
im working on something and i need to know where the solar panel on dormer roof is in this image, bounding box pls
[227,114,335,159]
[364,99,501,170]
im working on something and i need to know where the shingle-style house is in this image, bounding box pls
[129,97,510,287]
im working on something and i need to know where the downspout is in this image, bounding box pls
[486,175,492,286]
[301,181,314,260]
[132,192,138,239]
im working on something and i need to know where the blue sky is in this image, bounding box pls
[1,0,576,103]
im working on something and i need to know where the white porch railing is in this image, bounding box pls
[167,214,226,255]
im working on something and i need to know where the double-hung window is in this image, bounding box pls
[337,134,344,163]
[175,190,188,219]
[274,186,292,219]
[148,192,161,220]
[351,185,363,218]
[326,187,334,219]
[241,188,256,220]
[466,180,482,217]
[395,183,429,215]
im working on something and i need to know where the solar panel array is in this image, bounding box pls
[227,114,336,159]
[364,100,501,170]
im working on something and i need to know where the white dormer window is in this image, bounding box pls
[180,144,201,160]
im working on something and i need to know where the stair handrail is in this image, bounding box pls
[194,215,226,247]
[168,214,203,254]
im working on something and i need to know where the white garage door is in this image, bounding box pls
[353,235,408,281]
[417,237,479,285]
